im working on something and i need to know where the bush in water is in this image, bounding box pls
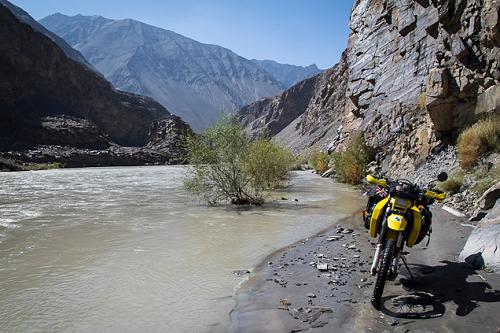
[184,120,295,205]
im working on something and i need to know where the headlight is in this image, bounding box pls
[393,197,411,209]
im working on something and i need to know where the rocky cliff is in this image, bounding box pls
[0,2,192,168]
[239,0,499,173]
[40,14,285,132]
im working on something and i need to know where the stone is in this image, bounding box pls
[317,263,329,271]
[451,36,468,60]
[460,201,500,273]
[321,168,334,178]
[232,269,251,276]
[478,182,500,210]
[426,67,449,99]
[475,85,500,117]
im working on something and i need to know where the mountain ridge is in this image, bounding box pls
[251,59,323,88]
[40,13,285,131]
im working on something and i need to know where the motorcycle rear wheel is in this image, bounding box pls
[371,238,396,310]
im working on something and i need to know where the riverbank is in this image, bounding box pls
[230,208,500,332]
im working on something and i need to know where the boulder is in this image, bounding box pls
[451,37,468,60]
[475,85,500,116]
[321,168,334,178]
[478,182,500,210]
[460,201,500,273]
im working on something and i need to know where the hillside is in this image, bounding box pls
[0,0,91,68]
[0,2,192,169]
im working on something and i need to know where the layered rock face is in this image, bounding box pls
[0,3,192,167]
[40,14,285,132]
[346,0,499,172]
[239,0,499,172]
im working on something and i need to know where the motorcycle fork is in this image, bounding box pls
[391,234,404,276]
[370,219,388,275]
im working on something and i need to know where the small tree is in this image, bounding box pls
[184,120,294,205]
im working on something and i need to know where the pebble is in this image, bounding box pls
[317,263,329,271]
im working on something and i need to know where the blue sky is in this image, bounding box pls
[10,0,354,69]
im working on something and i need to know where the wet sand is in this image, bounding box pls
[231,208,500,332]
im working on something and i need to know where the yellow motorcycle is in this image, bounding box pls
[364,172,448,309]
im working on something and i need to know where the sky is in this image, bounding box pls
[10,0,354,69]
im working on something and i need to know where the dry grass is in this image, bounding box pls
[457,117,500,169]
[417,92,427,110]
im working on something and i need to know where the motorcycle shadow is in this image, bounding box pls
[380,260,500,319]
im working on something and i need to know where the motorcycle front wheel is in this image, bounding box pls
[371,238,396,309]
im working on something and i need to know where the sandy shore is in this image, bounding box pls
[230,208,500,332]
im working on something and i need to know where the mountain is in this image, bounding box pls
[251,59,323,88]
[0,0,91,69]
[0,1,192,169]
[39,14,285,131]
[239,0,499,173]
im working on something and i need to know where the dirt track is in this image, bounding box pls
[230,208,500,333]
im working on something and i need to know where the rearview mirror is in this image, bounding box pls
[437,172,448,182]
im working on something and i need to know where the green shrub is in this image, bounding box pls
[24,162,64,170]
[309,150,330,174]
[244,138,295,190]
[332,134,372,185]
[290,151,310,170]
[457,117,500,169]
[472,164,499,194]
[184,120,294,205]
[437,170,464,194]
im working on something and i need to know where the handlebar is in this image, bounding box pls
[366,174,388,187]
[366,174,447,202]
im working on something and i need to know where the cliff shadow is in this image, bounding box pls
[380,260,500,319]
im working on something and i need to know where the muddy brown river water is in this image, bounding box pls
[0,166,364,332]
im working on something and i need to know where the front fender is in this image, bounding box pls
[387,214,407,231]
[369,197,389,238]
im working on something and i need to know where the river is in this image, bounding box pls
[0,166,364,332]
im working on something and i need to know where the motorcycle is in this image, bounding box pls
[363,172,448,309]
